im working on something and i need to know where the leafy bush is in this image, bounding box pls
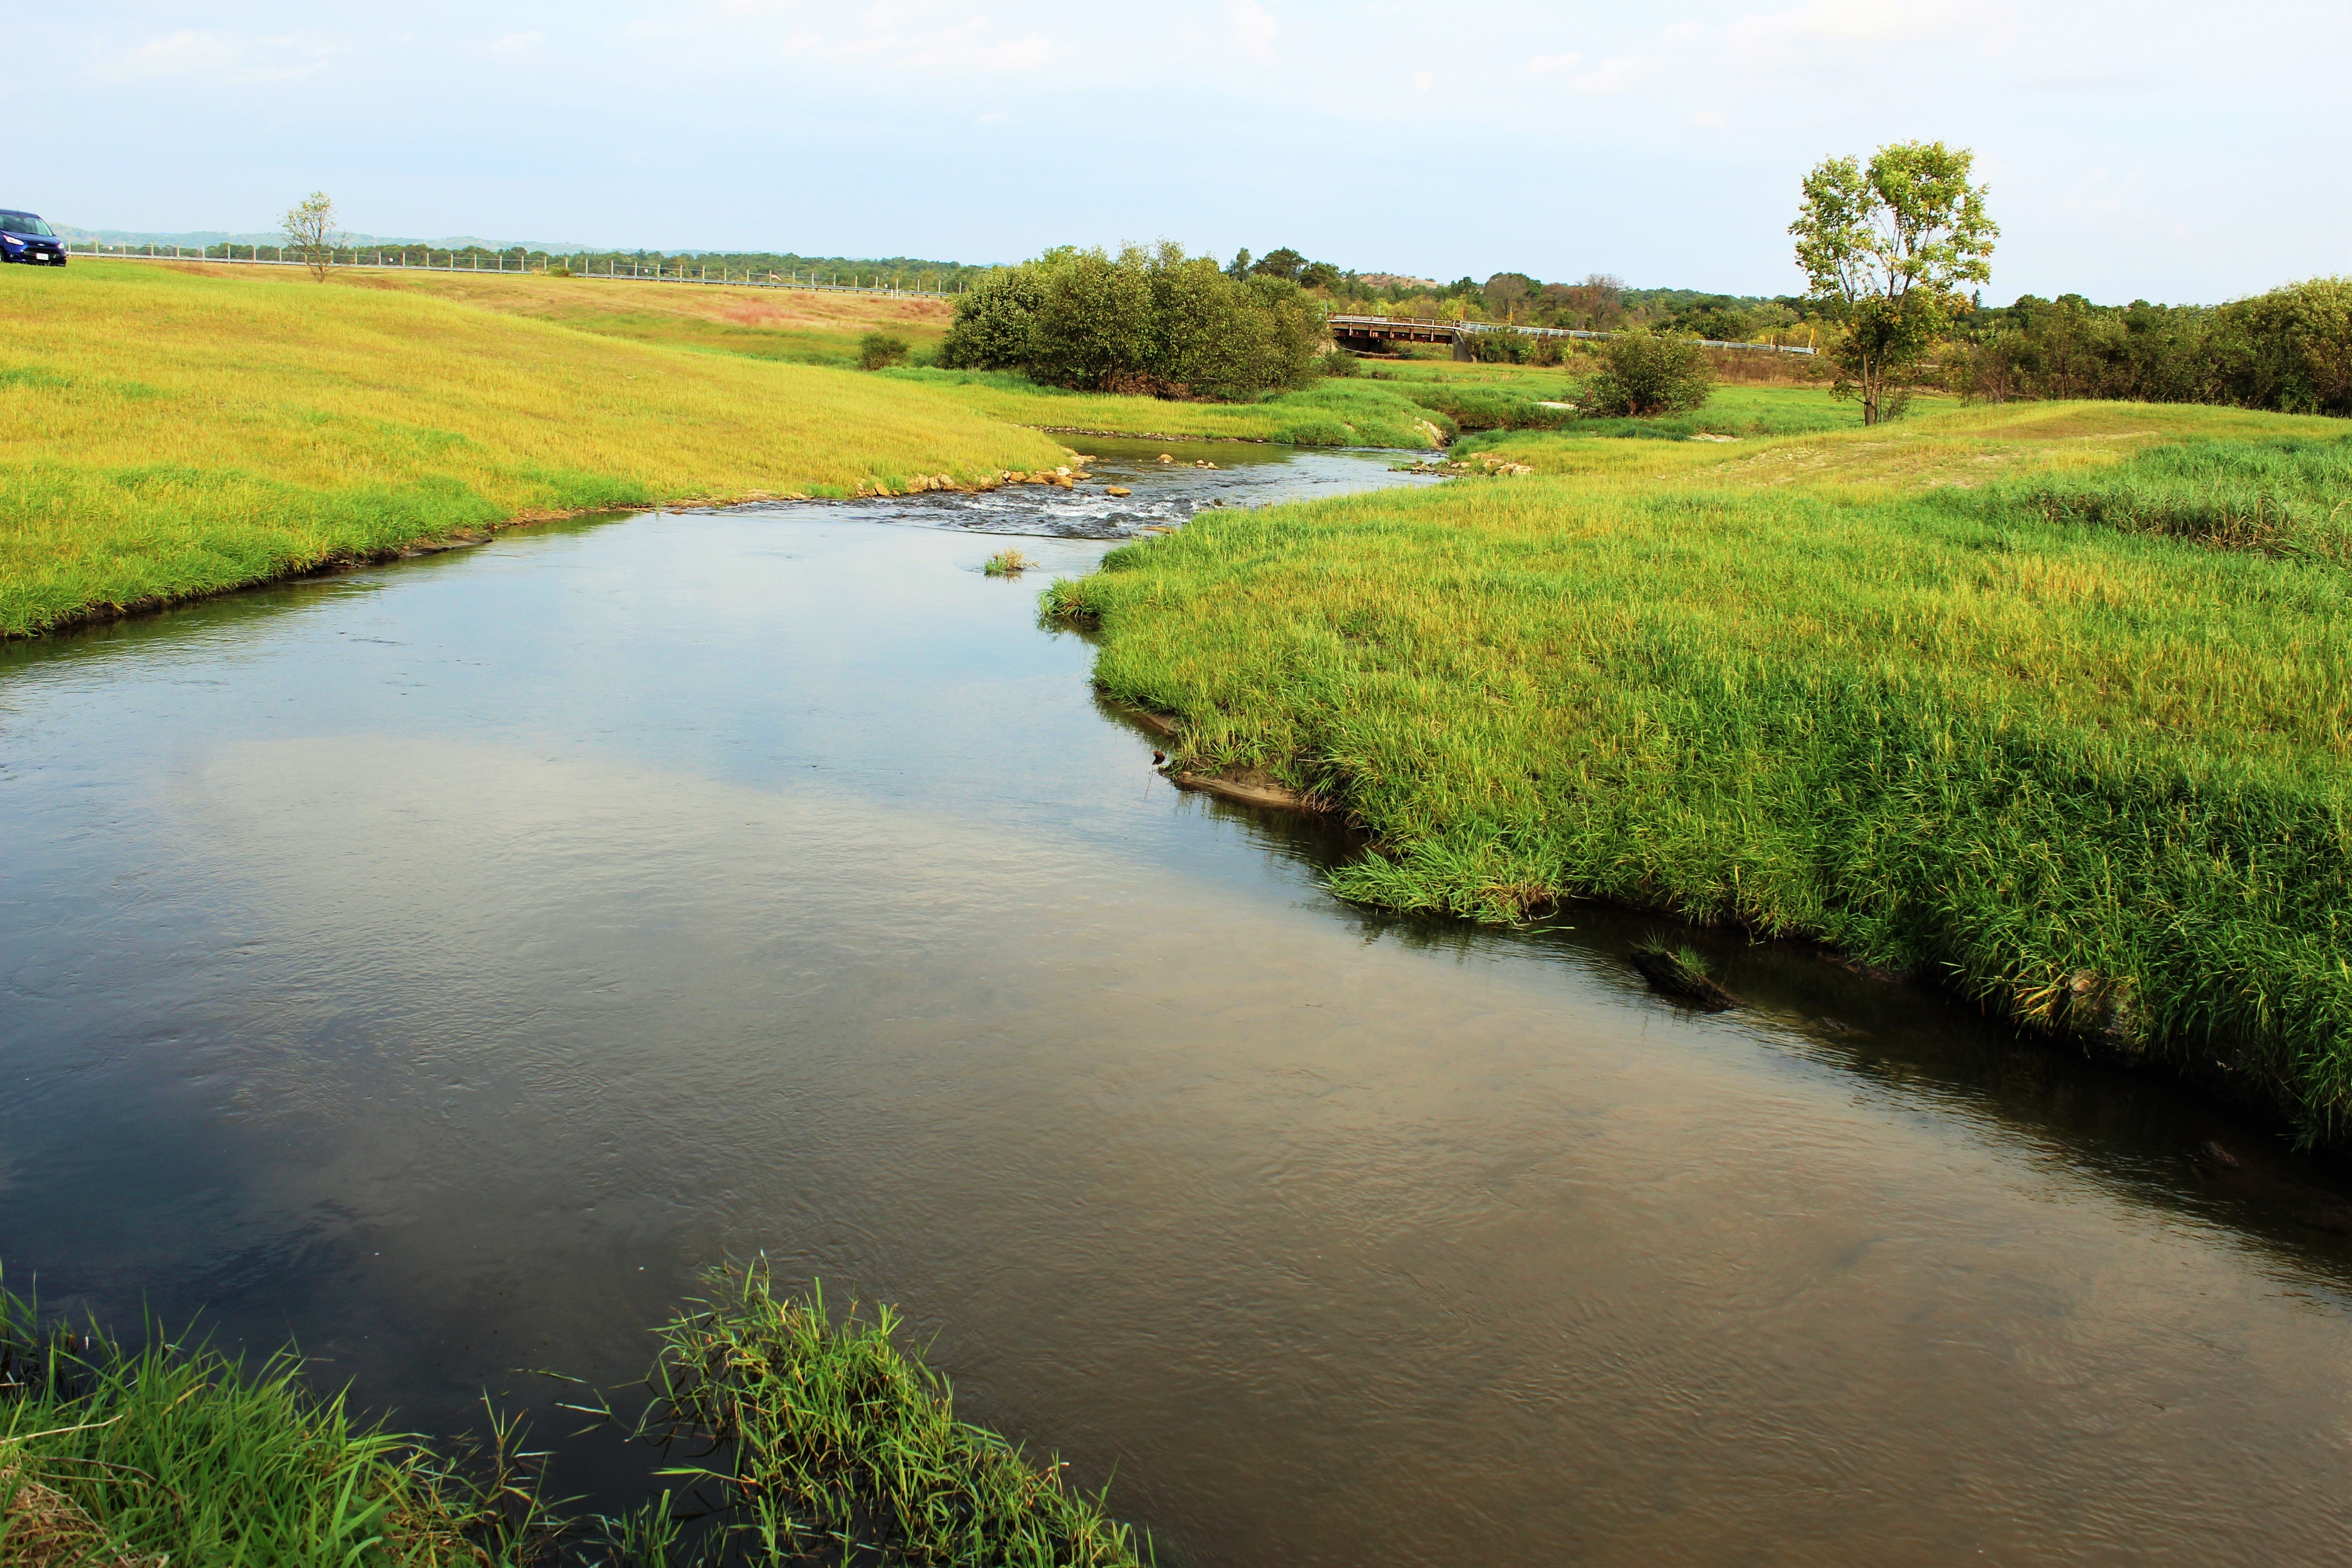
[939,243,1325,401]
[1581,330,1716,417]
[858,331,911,371]
[1319,348,1361,377]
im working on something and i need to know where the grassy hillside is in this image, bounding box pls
[0,261,1070,635]
[347,267,962,367]
[1047,400,2352,1141]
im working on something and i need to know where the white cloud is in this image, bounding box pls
[92,29,345,85]
[1694,108,1728,127]
[1412,69,1433,92]
[1527,51,1579,74]
[488,31,545,56]
[1568,55,1650,95]
[1730,0,1992,46]
[1231,0,1278,61]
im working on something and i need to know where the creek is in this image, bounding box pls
[5,441,2352,1565]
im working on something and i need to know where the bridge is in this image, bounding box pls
[1328,314,1814,361]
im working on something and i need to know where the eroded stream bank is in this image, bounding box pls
[5,446,2352,1565]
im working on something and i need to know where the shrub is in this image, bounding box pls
[936,242,1328,401]
[1581,330,1716,417]
[939,265,1049,370]
[1319,348,1362,377]
[858,332,911,371]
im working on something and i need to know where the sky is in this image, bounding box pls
[7,1,2347,304]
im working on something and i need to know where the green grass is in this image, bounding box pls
[882,368,1459,448]
[1,1269,1143,1568]
[2009,434,2352,560]
[629,1264,1144,1566]
[0,1288,545,1565]
[1044,399,2352,1141]
[0,261,1070,636]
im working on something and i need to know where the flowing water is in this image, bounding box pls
[6,441,2352,1565]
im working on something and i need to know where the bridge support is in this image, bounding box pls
[1452,333,1474,363]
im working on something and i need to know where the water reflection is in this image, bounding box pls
[3,451,2351,1566]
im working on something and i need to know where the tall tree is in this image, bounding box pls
[281,191,340,282]
[1790,141,1996,424]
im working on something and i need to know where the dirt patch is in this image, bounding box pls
[1168,766,1317,812]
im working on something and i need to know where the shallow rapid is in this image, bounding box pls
[5,442,2352,1566]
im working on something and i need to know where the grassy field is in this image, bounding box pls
[0,260,1072,636]
[347,267,963,367]
[1047,398,2352,1141]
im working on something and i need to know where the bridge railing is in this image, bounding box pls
[1328,314,1815,356]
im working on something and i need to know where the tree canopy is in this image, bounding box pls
[1791,140,1997,423]
[941,243,1325,402]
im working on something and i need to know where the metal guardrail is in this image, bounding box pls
[1328,314,1816,356]
[59,244,965,300]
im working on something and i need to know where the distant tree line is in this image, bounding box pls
[939,243,1326,400]
[1945,283,2352,416]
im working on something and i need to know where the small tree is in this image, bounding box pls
[281,191,340,282]
[1582,329,1715,416]
[1791,141,1996,424]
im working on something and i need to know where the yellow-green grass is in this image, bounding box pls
[1048,400,2352,1139]
[0,260,1068,635]
[343,266,959,366]
[344,274,1433,441]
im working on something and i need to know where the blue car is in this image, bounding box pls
[0,211,66,266]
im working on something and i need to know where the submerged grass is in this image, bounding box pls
[1046,400,2352,1141]
[0,262,1070,636]
[1628,937,1739,1012]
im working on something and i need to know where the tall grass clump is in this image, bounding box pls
[0,1285,548,1566]
[1046,399,2352,1142]
[636,1264,1145,1567]
[2002,433,2352,559]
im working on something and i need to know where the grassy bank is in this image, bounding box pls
[0,1269,1141,1566]
[1046,399,2352,1141]
[0,261,1070,636]
[0,1288,546,1565]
